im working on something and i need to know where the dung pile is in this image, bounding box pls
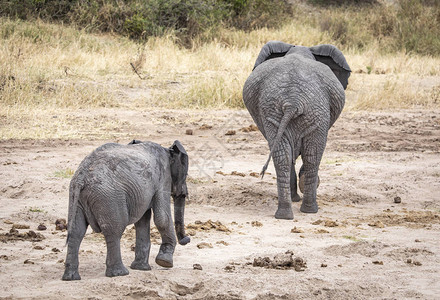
[186,220,230,233]
[253,251,307,271]
[0,228,45,242]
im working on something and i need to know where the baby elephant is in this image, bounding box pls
[62,140,190,280]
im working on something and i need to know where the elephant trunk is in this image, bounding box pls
[173,195,190,245]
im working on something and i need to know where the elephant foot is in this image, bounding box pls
[291,193,301,202]
[62,266,81,281]
[300,202,318,213]
[275,205,294,220]
[178,236,191,245]
[105,263,129,277]
[299,175,320,194]
[155,254,173,268]
[155,244,174,268]
[130,260,151,271]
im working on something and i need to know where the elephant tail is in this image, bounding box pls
[66,174,84,246]
[261,106,301,178]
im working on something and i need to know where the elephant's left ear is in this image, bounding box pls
[309,44,352,90]
[253,41,294,71]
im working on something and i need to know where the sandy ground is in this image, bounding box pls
[1,108,440,299]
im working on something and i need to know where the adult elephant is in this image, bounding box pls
[243,41,351,220]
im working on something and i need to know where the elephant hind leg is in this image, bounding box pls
[130,209,152,271]
[272,139,294,220]
[299,131,327,213]
[62,208,88,281]
[99,196,130,277]
[104,233,129,277]
[290,162,301,202]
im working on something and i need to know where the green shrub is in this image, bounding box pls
[0,0,292,45]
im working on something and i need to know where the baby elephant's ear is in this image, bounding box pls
[253,41,294,71]
[170,140,189,170]
[128,139,142,145]
[309,44,352,90]
[170,140,187,156]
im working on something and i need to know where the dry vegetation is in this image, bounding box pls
[1,1,440,139]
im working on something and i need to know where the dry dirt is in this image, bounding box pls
[1,108,440,299]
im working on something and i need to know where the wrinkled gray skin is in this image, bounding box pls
[62,140,190,280]
[243,41,351,220]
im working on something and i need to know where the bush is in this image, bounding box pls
[315,0,440,55]
[0,0,293,45]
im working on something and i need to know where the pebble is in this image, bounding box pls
[394,196,402,203]
[193,264,203,270]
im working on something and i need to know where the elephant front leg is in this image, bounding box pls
[153,192,177,268]
[62,209,87,281]
[290,162,301,202]
[130,209,152,271]
[273,147,294,220]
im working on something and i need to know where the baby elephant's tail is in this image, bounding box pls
[66,175,84,246]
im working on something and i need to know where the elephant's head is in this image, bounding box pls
[252,41,351,90]
[169,140,190,245]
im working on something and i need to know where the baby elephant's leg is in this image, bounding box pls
[130,209,152,271]
[153,192,176,268]
[62,208,87,281]
[103,232,129,277]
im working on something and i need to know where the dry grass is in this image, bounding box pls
[1,17,440,139]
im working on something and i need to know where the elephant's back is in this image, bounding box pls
[76,143,165,226]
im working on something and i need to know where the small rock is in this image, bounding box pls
[241,124,258,132]
[52,248,60,253]
[415,239,421,242]
[37,224,47,231]
[193,264,203,270]
[372,261,384,265]
[249,172,259,178]
[321,263,327,267]
[197,242,213,249]
[185,129,193,135]
[394,196,402,203]
[231,171,245,177]
[291,227,303,233]
[24,259,34,264]
[216,241,229,246]
[413,261,422,266]
[0,255,8,260]
[368,220,384,228]
[199,124,212,130]
[58,259,64,263]
[312,219,323,225]
[251,221,263,227]
[225,130,236,136]
[4,220,13,224]
[224,265,235,272]
[324,220,338,227]
[55,219,67,231]
[406,258,412,264]
[33,245,45,250]
[12,224,30,229]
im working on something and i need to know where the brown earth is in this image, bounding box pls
[0,108,440,299]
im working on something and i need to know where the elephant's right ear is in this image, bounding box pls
[309,44,351,90]
[253,41,294,71]
[128,139,142,145]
